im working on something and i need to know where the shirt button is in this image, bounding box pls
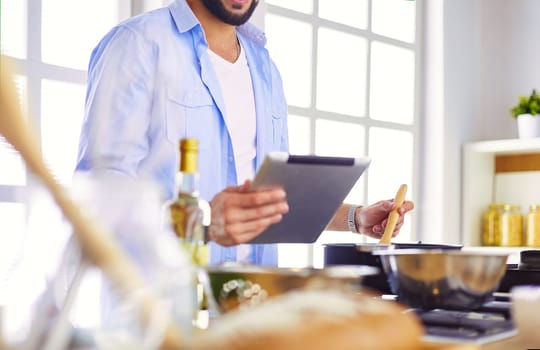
[228,156,233,162]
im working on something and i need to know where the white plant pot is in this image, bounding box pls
[517,113,540,139]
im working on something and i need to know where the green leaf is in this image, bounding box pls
[510,89,540,118]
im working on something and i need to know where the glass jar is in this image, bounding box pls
[483,203,504,246]
[525,205,540,247]
[499,204,523,247]
[483,203,523,246]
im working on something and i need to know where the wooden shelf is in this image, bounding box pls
[461,138,540,246]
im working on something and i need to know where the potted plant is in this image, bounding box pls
[510,89,540,139]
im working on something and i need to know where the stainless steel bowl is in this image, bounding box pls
[324,242,463,294]
[373,249,509,310]
[200,264,378,313]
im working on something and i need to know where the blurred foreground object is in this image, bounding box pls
[0,55,185,349]
[511,286,540,347]
[192,289,424,350]
[167,138,210,324]
[204,263,377,314]
[169,138,209,266]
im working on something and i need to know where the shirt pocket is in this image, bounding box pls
[165,86,216,150]
[271,101,288,146]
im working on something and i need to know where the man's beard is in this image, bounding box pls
[202,0,259,26]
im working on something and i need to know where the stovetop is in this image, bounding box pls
[419,249,540,344]
[416,300,517,344]
[498,263,540,292]
[380,294,518,345]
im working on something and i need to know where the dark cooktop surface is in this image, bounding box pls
[416,300,517,344]
[497,250,540,292]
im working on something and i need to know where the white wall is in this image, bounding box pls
[478,0,540,140]
[438,0,482,243]
[424,0,540,244]
[444,0,540,142]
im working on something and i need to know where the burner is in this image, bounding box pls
[416,301,517,344]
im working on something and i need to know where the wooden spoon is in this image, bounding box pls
[0,57,184,349]
[378,184,408,245]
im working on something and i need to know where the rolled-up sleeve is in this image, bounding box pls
[76,25,157,177]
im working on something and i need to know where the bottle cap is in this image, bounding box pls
[180,138,198,173]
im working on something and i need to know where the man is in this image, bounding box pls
[76,0,414,266]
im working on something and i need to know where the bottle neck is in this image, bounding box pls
[176,170,199,197]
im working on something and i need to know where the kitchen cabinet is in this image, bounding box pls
[462,138,540,253]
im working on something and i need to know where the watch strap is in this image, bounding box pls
[347,205,359,233]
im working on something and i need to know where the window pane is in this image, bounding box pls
[319,0,368,29]
[370,42,415,124]
[0,76,27,186]
[142,0,167,11]
[368,128,412,216]
[266,0,313,14]
[278,244,311,268]
[41,0,125,70]
[316,28,367,117]
[0,138,26,186]
[0,202,26,305]
[315,119,365,203]
[266,15,312,108]
[41,80,86,185]
[368,127,413,200]
[368,128,412,241]
[288,115,311,155]
[372,0,416,43]
[0,0,27,58]
[315,120,365,157]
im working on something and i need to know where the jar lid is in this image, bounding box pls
[530,204,540,211]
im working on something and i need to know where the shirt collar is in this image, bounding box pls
[168,0,200,33]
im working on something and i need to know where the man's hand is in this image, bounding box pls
[355,200,414,239]
[326,200,414,238]
[207,181,289,246]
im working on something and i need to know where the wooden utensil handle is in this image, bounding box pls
[379,184,407,245]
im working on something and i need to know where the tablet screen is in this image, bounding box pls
[248,152,371,244]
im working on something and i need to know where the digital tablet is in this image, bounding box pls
[248,152,371,244]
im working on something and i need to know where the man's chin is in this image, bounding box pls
[202,0,258,26]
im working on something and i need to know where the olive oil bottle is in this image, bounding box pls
[169,138,209,266]
[169,138,210,323]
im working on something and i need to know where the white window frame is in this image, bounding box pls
[264,0,423,267]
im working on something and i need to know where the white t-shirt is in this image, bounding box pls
[208,42,256,184]
[209,42,256,262]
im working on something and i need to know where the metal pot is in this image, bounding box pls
[323,242,462,294]
[373,249,509,310]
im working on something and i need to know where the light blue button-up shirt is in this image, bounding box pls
[76,0,289,266]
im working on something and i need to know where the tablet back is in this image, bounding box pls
[248,153,371,244]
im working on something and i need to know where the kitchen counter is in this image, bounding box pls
[44,325,536,350]
[420,334,536,350]
[420,344,478,349]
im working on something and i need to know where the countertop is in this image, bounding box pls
[421,335,536,350]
